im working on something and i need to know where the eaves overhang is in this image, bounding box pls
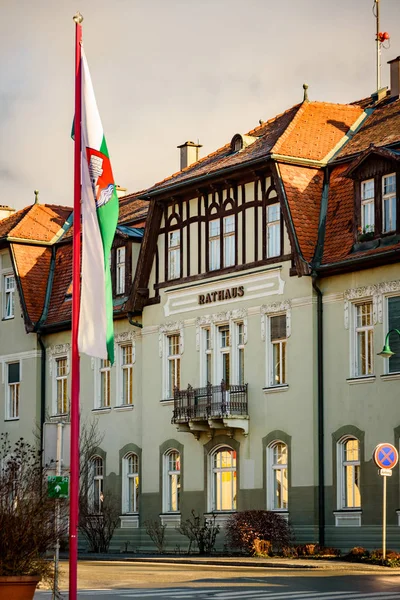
[316,248,400,276]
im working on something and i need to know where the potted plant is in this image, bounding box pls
[357,224,375,242]
[0,434,66,600]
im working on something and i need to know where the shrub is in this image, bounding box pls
[79,493,120,553]
[177,511,220,555]
[345,546,369,561]
[145,520,167,553]
[253,539,272,557]
[226,510,292,555]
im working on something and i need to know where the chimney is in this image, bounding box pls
[388,56,400,98]
[0,206,15,221]
[177,141,202,170]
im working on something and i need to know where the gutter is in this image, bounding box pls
[317,247,400,274]
[312,274,325,548]
[128,312,143,329]
[37,333,46,457]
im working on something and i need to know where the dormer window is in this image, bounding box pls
[231,134,243,153]
[361,179,374,234]
[382,173,396,233]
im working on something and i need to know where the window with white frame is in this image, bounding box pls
[353,301,374,377]
[120,344,133,405]
[382,173,396,233]
[3,274,15,319]
[163,449,180,512]
[268,314,287,386]
[337,437,361,509]
[168,231,181,280]
[236,322,245,385]
[218,325,230,386]
[99,359,111,408]
[209,219,220,271]
[201,327,212,386]
[122,452,139,514]
[210,446,236,512]
[166,334,180,398]
[267,442,288,511]
[89,455,104,514]
[361,179,375,233]
[55,357,68,414]
[387,296,400,373]
[6,362,20,420]
[223,215,235,267]
[116,246,126,295]
[267,203,281,258]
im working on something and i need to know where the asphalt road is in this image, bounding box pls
[34,560,400,600]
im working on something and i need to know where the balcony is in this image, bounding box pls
[172,381,249,437]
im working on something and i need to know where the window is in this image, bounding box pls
[209,219,220,271]
[236,323,245,385]
[218,325,230,386]
[55,357,68,414]
[98,359,111,408]
[122,453,139,514]
[121,344,133,405]
[267,442,288,511]
[3,274,15,319]
[267,203,281,258]
[387,296,400,373]
[210,446,236,511]
[223,216,235,267]
[6,362,20,420]
[382,173,396,233]
[163,450,180,512]
[269,314,287,386]
[89,456,104,514]
[361,179,375,233]
[338,437,361,509]
[201,327,212,386]
[167,334,181,398]
[116,246,126,295]
[354,302,374,376]
[168,231,181,280]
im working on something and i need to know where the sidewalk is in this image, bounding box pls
[71,553,400,572]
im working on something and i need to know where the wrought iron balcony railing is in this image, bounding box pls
[172,381,248,423]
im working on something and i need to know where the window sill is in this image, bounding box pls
[160,398,174,406]
[396,510,400,526]
[381,372,400,382]
[4,417,19,421]
[333,510,362,527]
[114,404,134,411]
[346,376,375,385]
[204,511,235,526]
[160,513,181,528]
[120,514,139,529]
[92,407,112,414]
[50,413,69,420]
[263,384,289,394]
[2,316,14,321]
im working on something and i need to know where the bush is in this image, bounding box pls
[345,546,370,561]
[177,511,220,555]
[226,510,292,555]
[253,539,272,557]
[145,520,167,553]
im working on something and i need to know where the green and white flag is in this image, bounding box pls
[79,48,119,363]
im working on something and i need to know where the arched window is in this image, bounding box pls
[163,449,181,512]
[89,455,103,514]
[210,446,236,511]
[122,452,139,514]
[267,442,288,510]
[338,437,361,509]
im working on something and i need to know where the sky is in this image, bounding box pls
[1,0,400,211]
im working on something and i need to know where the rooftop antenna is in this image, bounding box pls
[374,0,390,93]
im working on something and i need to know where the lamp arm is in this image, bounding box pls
[384,329,400,346]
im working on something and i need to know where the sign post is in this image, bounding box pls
[373,443,399,560]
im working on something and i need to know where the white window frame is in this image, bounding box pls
[168,230,181,280]
[266,313,287,387]
[384,294,400,374]
[116,246,126,295]
[165,334,181,399]
[217,323,231,386]
[89,455,104,514]
[163,449,181,513]
[6,361,20,420]
[200,326,213,386]
[267,441,288,512]
[382,172,396,233]
[267,203,281,258]
[209,445,237,512]
[209,218,220,271]
[98,359,111,408]
[54,355,69,415]
[361,178,375,233]
[3,273,15,320]
[351,301,374,377]
[337,436,361,510]
[122,452,139,514]
[120,344,133,405]
[223,215,235,268]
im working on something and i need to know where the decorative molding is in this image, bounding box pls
[334,510,362,528]
[343,280,400,329]
[114,331,136,364]
[47,344,70,375]
[260,301,291,341]
[159,321,184,357]
[195,309,248,350]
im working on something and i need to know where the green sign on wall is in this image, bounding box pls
[47,475,69,499]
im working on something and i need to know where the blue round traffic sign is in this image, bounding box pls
[373,443,398,470]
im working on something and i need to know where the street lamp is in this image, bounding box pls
[377,328,400,358]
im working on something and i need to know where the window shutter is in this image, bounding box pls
[8,362,19,384]
[388,297,400,373]
[270,315,286,341]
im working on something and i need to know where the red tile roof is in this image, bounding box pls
[6,204,72,242]
[279,164,324,262]
[45,244,73,326]
[12,243,52,325]
[118,194,149,225]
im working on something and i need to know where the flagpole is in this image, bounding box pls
[70,11,83,600]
